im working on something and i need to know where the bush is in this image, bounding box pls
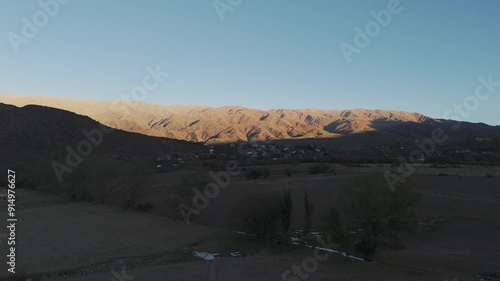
[308,163,330,174]
[231,192,282,238]
[245,167,271,179]
[137,202,153,212]
[284,168,295,177]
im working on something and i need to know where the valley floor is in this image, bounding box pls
[1,164,499,280]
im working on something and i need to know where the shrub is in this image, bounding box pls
[308,163,330,174]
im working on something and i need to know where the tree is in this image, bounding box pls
[280,188,293,235]
[320,206,344,251]
[231,192,282,239]
[122,174,149,210]
[337,173,421,260]
[168,172,211,207]
[65,156,145,205]
[303,191,314,236]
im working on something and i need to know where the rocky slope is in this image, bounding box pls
[1,94,498,144]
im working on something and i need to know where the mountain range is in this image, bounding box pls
[1,94,499,145]
[0,102,202,170]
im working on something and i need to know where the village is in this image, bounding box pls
[154,137,500,172]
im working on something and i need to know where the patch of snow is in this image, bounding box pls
[193,251,216,261]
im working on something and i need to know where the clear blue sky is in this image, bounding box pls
[1,0,499,124]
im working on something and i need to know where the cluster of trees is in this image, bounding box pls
[22,155,152,210]
[321,174,421,260]
[168,172,211,207]
[231,188,313,239]
[232,173,421,261]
